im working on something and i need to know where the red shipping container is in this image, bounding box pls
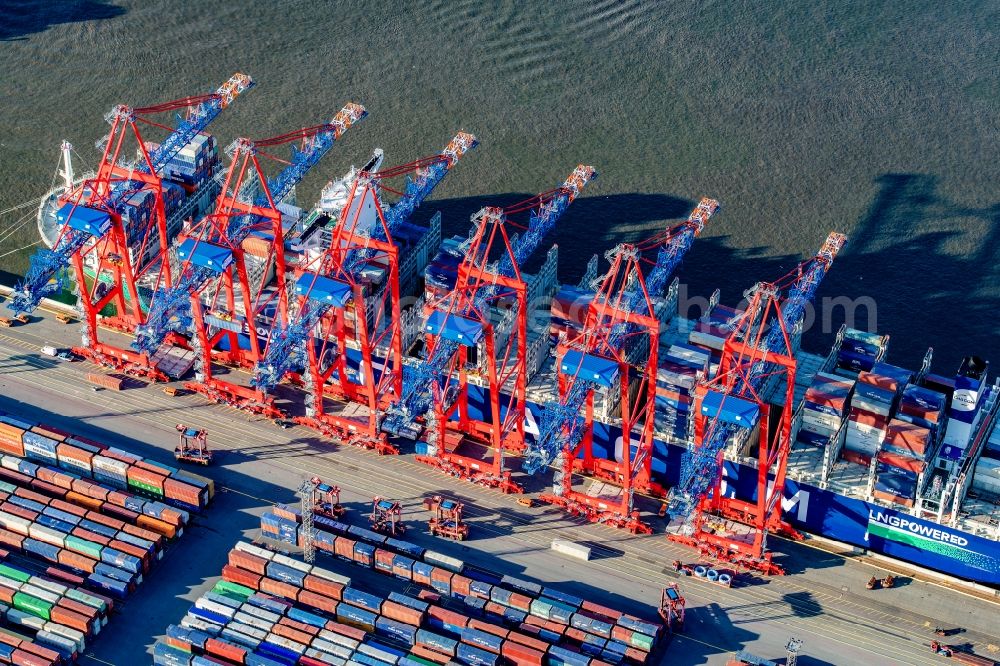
[2,503,38,523]
[849,408,889,430]
[102,503,139,523]
[260,576,299,601]
[375,548,395,570]
[877,450,927,474]
[221,564,261,590]
[66,492,103,511]
[0,586,14,605]
[323,619,366,641]
[50,606,90,634]
[502,640,545,666]
[300,657,329,666]
[229,549,267,575]
[279,617,318,636]
[858,371,898,393]
[612,625,634,643]
[380,600,422,625]
[50,498,87,517]
[206,637,246,663]
[109,538,149,567]
[302,574,343,600]
[46,566,86,587]
[272,622,313,646]
[71,527,110,546]
[56,443,93,465]
[506,631,548,653]
[124,521,166,544]
[625,647,650,661]
[13,487,50,505]
[105,491,131,508]
[136,515,176,539]
[126,467,165,490]
[31,426,67,442]
[451,574,472,596]
[0,628,20,646]
[58,549,97,573]
[524,615,545,629]
[886,420,932,456]
[410,644,450,664]
[508,592,532,612]
[428,605,468,629]
[564,626,588,643]
[334,536,355,559]
[469,619,508,639]
[11,649,52,666]
[56,597,100,624]
[29,478,66,499]
[417,589,441,604]
[0,526,25,546]
[297,589,338,614]
[163,478,203,505]
[841,449,872,467]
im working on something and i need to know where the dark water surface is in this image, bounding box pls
[0,0,996,369]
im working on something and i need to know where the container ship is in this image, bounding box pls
[9,79,1000,589]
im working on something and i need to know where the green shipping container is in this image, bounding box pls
[66,535,103,559]
[629,633,655,652]
[406,657,437,666]
[0,481,17,494]
[214,580,254,600]
[13,592,52,621]
[0,565,30,584]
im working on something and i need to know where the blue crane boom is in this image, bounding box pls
[667,232,847,525]
[131,103,367,355]
[8,74,255,316]
[250,132,479,392]
[521,198,719,474]
[380,165,597,437]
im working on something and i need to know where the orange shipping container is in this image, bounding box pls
[50,498,87,518]
[259,576,299,601]
[302,574,343,600]
[136,514,177,539]
[50,606,90,633]
[506,631,548,653]
[410,644,450,665]
[323,619,366,642]
[12,650,51,666]
[451,574,472,596]
[58,549,97,573]
[222,564,261,590]
[380,600,423,626]
[502,641,545,666]
[297,589,338,614]
[206,637,246,663]
[272,623,314,645]
[469,619,508,639]
[229,549,268,575]
[65,492,103,512]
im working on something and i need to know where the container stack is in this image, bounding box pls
[257,512,663,665]
[424,238,465,298]
[654,344,710,440]
[843,363,912,465]
[0,413,214,513]
[832,328,888,377]
[156,539,662,666]
[162,132,219,191]
[0,556,111,663]
[797,373,854,446]
[874,421,934,507]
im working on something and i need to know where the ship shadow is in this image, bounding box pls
[0,0,126,41]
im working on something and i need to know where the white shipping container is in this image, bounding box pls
[845,436,879,456]
[319,628,360,650]
[44,621,86,652]
[309,564,351,587]
[272,552,312,574]
[20,583,59,605]
[311,638,354,659]
[29,576,68,598]
[40,346,58,357]
[233,610,274,633]
[226,620,268,641]
[59,457,92,474]
[0,511,31,534]
[235,541,274,561]
[307,648,347,666]
[0,456,21,472]
[0,576,23,592]
[266,632,307,655]
[238,603,281,625]
[28,524,66,548]
[803,411,841,430]
[36,629,78,655]
[181,614,220,632]
[194,598,235,620]
[944,420,973,448]
[92,456,130,475]
[220,627,259,650]
[7,607,46,630]
[424,550,464,572]
[552,539,591,561]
